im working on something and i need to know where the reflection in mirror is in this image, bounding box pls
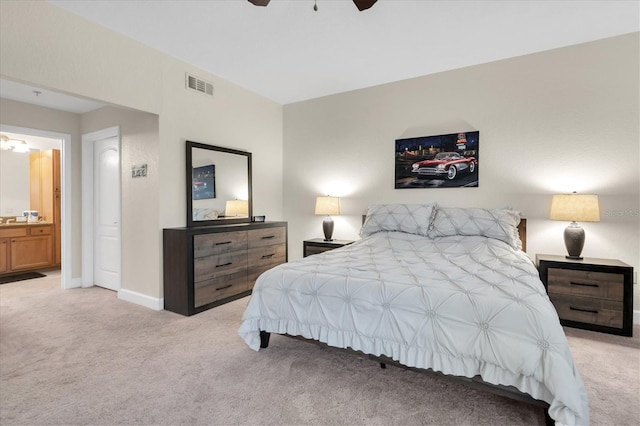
[186,141,252,227]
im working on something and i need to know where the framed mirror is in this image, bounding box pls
[186,141,252,227]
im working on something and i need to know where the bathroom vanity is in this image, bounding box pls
[0,223,54,275]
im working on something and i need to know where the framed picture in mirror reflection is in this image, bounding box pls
[192,164,216,200]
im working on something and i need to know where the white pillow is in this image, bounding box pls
[428,207,522,250]
[360,203,437,238]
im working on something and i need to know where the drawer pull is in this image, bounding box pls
[261,254,275,259]
[261,235,275,240]
[570,281,599,288]
[569,306,599,314]
[215,241,232,246]
[216,262,233,268]
[216,284,233,291]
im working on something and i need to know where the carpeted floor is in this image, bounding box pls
[0,271,638,425]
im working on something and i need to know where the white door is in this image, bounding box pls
[93,136,121,290]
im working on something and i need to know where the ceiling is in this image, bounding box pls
[2,1,639,111]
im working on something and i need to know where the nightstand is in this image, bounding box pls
[537,254,633,337]
[303,238,354,257]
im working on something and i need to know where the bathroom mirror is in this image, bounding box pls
[186,141,252,227]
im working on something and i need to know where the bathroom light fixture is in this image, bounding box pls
[550,192,600,260]
[11,140,30,153]
[315,196,341,241]
[0,134,30,152]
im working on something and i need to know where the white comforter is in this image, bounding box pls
[238,231,589,425]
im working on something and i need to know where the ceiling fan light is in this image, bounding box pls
[248,0,270,6]
[353,0,377,11]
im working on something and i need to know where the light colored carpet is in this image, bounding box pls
[0,270,638,425]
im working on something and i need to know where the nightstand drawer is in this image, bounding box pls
[547,268,624,300]
[305,245,334,256]
[549,293,623,329]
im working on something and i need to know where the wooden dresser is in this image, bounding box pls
[537,254,633,337]
[163,222,287,316]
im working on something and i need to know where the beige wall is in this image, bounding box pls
[0,1,284,301]
[284,34,639,307]
[82,106,160,298]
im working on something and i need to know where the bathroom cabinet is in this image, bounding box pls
[0,224,54,275]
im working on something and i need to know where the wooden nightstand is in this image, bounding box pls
[537,254,633,337]
[303,238,354,257]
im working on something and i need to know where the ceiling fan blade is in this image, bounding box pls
[248,0,270,6]
[353,0,377,11]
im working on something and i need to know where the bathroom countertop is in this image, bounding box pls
[0,222,53,227]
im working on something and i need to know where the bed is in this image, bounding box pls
[238,204,589,425]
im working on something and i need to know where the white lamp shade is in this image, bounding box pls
[225,199,248,217]
[550,194,600,222]
[315,196,341,216]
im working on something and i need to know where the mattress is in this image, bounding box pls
[238,231,589,425]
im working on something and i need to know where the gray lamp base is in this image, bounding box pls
[322,217,334,241]
[564,222,585,260]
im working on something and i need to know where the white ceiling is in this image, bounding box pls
[1,1,638,113]
[46,0,639,105]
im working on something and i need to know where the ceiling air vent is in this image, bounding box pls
[185,73,213,96]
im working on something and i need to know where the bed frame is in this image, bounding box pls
[258,218,553,424]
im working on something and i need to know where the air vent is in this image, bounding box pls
[185,73,214,96]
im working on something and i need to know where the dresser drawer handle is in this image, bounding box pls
[215,241,232,246]
[216,262,233,268]
[570,281,599,288]
[261,254,275,259]
[216,284,233,291]
[261,235,275,240]
[569,306,599,314]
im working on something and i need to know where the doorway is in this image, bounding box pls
[0,124,72,289]
[81,127,121,291]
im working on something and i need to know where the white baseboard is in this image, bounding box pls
[118,288,163,311]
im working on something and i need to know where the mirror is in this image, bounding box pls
[186,141,252,227]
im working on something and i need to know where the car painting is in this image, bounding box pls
[411,152,477,180]
[395,131,479,189]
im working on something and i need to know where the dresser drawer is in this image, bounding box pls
[248,262,283,289]
[248,244,286,268]
[194,270,248,307]
[549,293,624,329]
[194,251,247,282]
[194,231,247,258]
[547,268,624,300]
[248,227,286,248]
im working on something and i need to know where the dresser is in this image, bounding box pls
[537,254,633,337]
[163,222,287,316]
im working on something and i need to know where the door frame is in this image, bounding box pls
[0,124,73,289]
[81,126,121,289]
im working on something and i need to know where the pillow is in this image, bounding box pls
[360,203,437,238]
[428,207,522,250]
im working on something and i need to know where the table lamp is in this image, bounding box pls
[549,192,600,260]
[225,199,248,217]
[315,196,341,241]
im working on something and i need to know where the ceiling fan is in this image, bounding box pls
[248,0,378,12]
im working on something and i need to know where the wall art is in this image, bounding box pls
[395,131,479,189]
